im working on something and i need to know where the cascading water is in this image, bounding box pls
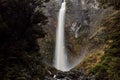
[54,0,68,71]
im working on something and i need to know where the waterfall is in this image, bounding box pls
[54,0,68,71]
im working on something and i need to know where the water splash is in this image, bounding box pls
[54,0,69,71]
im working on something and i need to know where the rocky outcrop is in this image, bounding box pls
[41,0,104,68]
[45,69,95,80]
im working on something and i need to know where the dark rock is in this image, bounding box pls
[45,69,95,80]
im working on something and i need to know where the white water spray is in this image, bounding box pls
[54,0,68,71]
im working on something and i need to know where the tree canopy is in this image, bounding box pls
[0,0,50,79]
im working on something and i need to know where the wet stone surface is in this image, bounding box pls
[45,69,95,80]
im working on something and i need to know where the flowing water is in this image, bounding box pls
[54,0,69,71]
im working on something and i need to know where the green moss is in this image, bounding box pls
[97,0,120,9]
[89,11,120,80]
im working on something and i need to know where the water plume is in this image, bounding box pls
[54,0,69,71]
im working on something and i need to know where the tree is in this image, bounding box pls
[97,0,120,9]
[0,0,50,79]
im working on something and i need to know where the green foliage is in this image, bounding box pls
[39,34,55,64]
[90,11,120,80]
[90,64,108,79]
[90,57,120,80]
[0,0,51,79]
[97,0,120,9]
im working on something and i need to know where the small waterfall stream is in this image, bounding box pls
[54,0,69,71]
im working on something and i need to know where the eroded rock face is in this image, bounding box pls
[41,0,103,68]
[44,0,100,31]
[43,0,102,48]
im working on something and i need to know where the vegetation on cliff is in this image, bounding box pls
[0,0,53,79]
[90,10,120,80]
[76,0,120,80]
[98,0,120,9]
[89,1,120,80]
[0,0,120,80]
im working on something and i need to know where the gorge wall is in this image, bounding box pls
[39,0,108,69]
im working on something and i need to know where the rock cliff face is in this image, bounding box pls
[40,0,106,69]
[44,0,100,33]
